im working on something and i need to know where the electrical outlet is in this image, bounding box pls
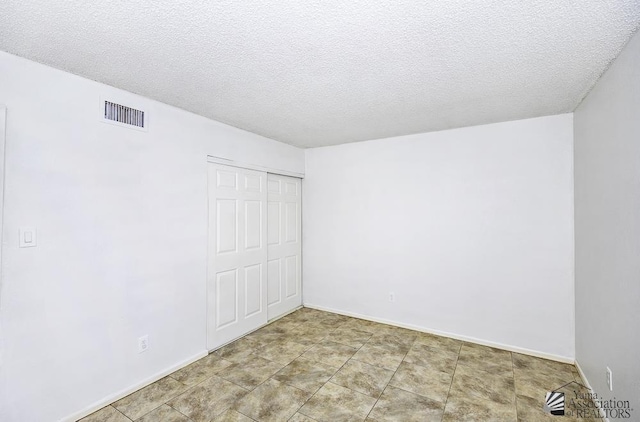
[138,335,149,353]
[606,367,613,391]
[389,292,395,302]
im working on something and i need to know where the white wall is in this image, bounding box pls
[0,51,304,422]
[574,29,640,412]
[303,114,575,360]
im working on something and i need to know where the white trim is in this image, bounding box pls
[207,155,304,179]
[60,350,208,422]
[268,304,303,323]
[575,360,610,422]
[208,305,303,353]
[304,303,575,364]
[67,303,301,421]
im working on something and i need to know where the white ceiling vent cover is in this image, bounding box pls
[102,100,146,130]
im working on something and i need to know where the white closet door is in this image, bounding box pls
[267,174,302,320]
[207,164,268,350]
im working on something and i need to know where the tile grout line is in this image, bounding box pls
[163,377,214,420]
[241,315,353,421]
[439,342,462,422]
[165,366,251,419]
[111,405,133,422]
[89,310,537,422]
[362,332,417,420]
[511,352,519,421]
[234,407,259,421]
[246,361,323,417]
[213,324,318,419]
[115,376,192,422]
[381,341,461,404]
[169,404,196,421]
[380,337,461,412]
[82,311,340,422]
[296,318,376,420]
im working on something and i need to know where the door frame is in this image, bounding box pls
[266,173,303,321]
[207,155,304,179]
[205,156,304,351]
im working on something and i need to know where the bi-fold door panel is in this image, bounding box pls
[207,164,268,350]
[267,174,302,320]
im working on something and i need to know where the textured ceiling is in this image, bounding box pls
[1,2,639,147]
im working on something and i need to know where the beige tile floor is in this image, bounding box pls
[81,308,602,422]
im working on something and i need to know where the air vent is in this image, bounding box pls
[103,100,145,129]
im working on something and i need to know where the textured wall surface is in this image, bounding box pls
[1,1,638,147]
[574,28,640,415]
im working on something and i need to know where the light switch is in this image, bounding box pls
[19,227,37,248]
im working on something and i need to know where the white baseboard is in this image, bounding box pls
[61,350,208,422]
[209,305,304,352]
[65,307,303,421]
[304,303,574,364]
[575,360,609,422]
[268,305,303,323]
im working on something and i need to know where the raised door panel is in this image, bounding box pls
[267,202,281,246]
[267,174,302,320]
[244,263,263,317]
[217,169,238,190]
[207,164,268,350]
[216,270,238,328]
[285,255,298,298]
[284,202,298,243]
[267,259,281,306]
[216,200,237,255]
[245,200,262,251]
